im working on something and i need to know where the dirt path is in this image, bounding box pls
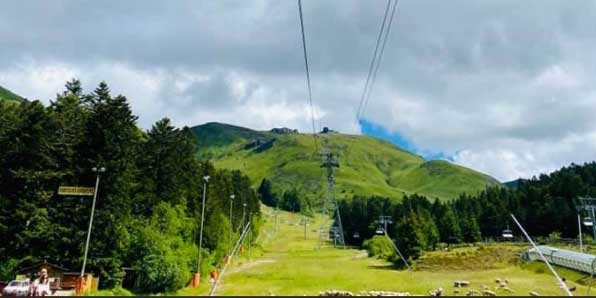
[228,259,276,273]
[211,259,277,295]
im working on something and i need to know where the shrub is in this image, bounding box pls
[127,203,197,293]
[548,231,561,243]
[0,258,19,281]
[363,236,395,261]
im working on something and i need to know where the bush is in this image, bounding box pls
[127,203,197,293]
[0,258,19,281]
[363,236,395,261]
[548,231,562,243]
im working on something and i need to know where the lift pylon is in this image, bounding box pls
[318,149,345,248]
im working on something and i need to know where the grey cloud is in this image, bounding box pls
[3,0,596,180]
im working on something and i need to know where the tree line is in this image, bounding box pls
[0,80,261,292]
[339,162,596,263]
[257,178,314,214]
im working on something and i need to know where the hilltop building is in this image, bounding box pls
[270,127,298,134]
[321,127,336,134]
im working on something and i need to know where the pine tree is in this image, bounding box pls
[81,83,140,287]
[64,78,83,96]
[0,101,60,260]
[394,213,423,260]
[257,178,277,207]
[281,188,301,212]
[439,206,462,243]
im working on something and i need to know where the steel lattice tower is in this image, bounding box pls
[318,150,345,248]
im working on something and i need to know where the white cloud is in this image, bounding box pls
[453,132,596,181]
[534,65,579,89]
[0,59,77,101]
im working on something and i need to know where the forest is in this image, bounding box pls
[339,161,596,262]
[257,178,312,214]
[0,80,261,293]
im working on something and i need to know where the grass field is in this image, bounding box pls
[178,206,593,296]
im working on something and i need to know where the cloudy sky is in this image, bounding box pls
[2,0,596,182]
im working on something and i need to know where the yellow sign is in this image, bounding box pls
[58,186,95,196]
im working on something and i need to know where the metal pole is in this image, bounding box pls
[579,213,584,253]
[592,208,596,244]
[275,207,278,234]
[229,195,234,254]
[248,212,253,261]
[242,203,247,231]
[334,198,345,248]
[511,214,572,296]
[304,219,308,240]
[318,184,330,250]
[81,169,102,277]
[197,177,209,273]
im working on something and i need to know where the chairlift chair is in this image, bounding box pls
[331,231,340,241]
[502,229,513,239]
[375,227,384,235]
[353,232,360,239]
[583,216,594,227]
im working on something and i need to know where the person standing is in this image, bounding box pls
[31,268,50,296]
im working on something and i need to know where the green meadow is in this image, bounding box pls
[178,206,591,296]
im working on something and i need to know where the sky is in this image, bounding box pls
[2,1,596,182]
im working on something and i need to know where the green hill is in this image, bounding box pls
[0,85,25,103]
[503,178,525,189]
[190,122,499,201]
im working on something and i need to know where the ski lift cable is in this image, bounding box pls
[297,0,319,152]
[355,0,393,124]
[510,214,572,297]
[348,0,399,159]
[359,0,399,120]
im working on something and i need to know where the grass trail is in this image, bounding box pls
[180,206,594,296]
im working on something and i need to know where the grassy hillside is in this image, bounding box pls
[191,122,499,201]
[0,85,25,103]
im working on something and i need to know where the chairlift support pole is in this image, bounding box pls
[318,150,345,249]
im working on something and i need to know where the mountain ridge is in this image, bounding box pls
[0,85,26,103]
[190,122,500,202]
